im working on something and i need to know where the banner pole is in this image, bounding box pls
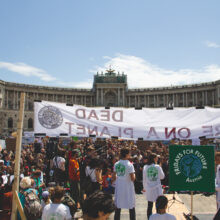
[191,191,193,220]
[11,92,26,220]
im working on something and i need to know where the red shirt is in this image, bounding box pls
[69,158,80,181]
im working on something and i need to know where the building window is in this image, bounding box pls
[8,118,13,128]
[28,118,33,129]
[28,102,33,111]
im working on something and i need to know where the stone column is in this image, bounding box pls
[101,89,104,106]
[202,91,204,106]
[96,89,99,106]
[144,95,146,107]
[172,94,174,107]
[185,92,188,107]
[13,91,15,110]
[195,92,198,105]
[205,91,207,105]
[154,95,156,107]
[6,90,8,109]
[212,90,215,106]
[183,93,185,106]
[128,96,130,107]
[118,89,120,106]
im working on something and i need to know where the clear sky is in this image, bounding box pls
[0,0,219,88]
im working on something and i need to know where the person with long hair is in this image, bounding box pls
[143,153,165,219]
[113,147,136,220]
[85,158,103,196]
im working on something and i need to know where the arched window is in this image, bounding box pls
[8,118,13,128]
[28,118,33,129]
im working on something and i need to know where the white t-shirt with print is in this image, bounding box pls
[114,159,135,209]
[143,164,165,202]
[42,203,72,220]
[149,213,176,220]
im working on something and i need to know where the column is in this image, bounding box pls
[202,91,204,106]
[217,87,220,105]
[96,89,99,106]
[101,89,104,106]
[75,95,77,104]
[129,96,130,107]
[183,93,185,106]
[172,94,174,107]
[163,94,165,107]
[118,89,120,106]
[212,90,215,106]
[13,91,15,109]
[122,89,125,106]
[195,92,198,105]
[6,90,8,109]
[205,91,207,106]
[185,92,188,107]
[144,95,147,107]
[176,94,178,107]
[147,95,150,107]
[154,95,156,107]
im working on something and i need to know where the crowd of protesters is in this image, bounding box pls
[0,136,218,219]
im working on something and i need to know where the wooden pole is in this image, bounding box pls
[191,191,193,220]
[14,191,27,220]
[11,92,26,220]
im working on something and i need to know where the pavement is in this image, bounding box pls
[107,193,217,220]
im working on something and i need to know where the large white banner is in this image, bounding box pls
[34,101,220,140]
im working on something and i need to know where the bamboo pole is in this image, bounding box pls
[11,92,26,220]
[191,191,193,220]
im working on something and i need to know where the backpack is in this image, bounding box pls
[61,193,76,216]
[23,189,42,219]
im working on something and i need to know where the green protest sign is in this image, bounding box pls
[169,145,215,192]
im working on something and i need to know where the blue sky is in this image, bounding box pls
[0,0,219,88]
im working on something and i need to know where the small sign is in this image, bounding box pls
[169,145,215,192]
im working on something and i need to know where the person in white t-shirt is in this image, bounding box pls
[113,148,136,220]
[143,153,165,219]
[42,186,72,220]
[149,195,176,220]
[52,152,66,185]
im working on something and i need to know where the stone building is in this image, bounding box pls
[0,68,220,134]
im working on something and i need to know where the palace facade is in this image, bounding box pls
[0,68,220,134]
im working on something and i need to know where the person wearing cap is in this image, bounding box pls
[41,191,51,209]
[149,195,176,220]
